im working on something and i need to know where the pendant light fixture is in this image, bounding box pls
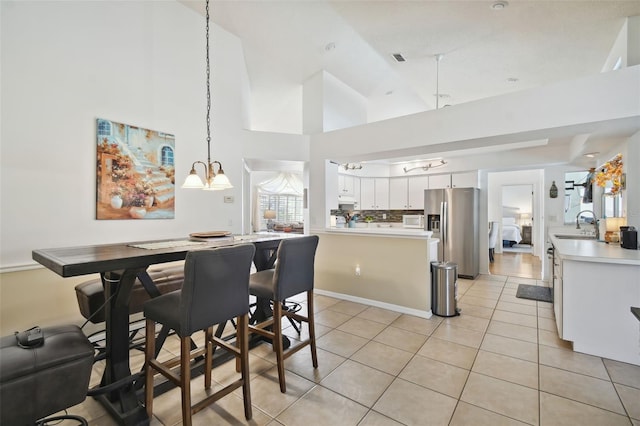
[182,0,233,191]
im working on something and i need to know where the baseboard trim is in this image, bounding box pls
[314,289,432,319]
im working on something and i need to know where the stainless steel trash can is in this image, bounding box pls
[431,261,459,317]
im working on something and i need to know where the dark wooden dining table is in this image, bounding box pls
[32,233,303,426]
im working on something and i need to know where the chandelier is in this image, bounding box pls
[182,0,232,191]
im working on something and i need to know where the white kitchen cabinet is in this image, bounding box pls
[552,248,563,338]
[361,178,389,210]
[338,174,355,196]
[407,176,429,209]
[391,176,429,209]
[428,172,479,189]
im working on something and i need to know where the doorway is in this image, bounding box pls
[502,184,533,254]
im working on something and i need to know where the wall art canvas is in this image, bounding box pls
[96,118,175,220]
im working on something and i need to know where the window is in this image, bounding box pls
[258,194,303,230]
[97,119,112,137]
[161,146,174,166]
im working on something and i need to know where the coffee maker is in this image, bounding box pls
[620,226,638,250]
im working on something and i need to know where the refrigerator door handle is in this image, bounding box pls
[441,201,447,248]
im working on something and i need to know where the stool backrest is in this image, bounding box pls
[273,235,319,301]
[180,244,255,335]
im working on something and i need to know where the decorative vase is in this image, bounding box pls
[144,196,154,208]
[110,195,123,209]
[549,181,558,198]
[129,207,147,219]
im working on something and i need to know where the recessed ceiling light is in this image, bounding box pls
[584,152,599,158]
[392,53,406,62]
[491,1,508,10]
[385,90,394,96]
[507,77,519,83]
[324,42,336,52]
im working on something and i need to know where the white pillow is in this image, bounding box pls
[502,217,516,225]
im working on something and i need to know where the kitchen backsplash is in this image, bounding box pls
[329,209,423,222]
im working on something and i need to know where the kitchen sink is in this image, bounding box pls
[554,234,597,240]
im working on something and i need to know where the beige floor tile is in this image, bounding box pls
[417,336,478,369]
[399,355,470,398]
[373,378,458,426]
[499,293,537,306]
[604,358,640,388]
[615,383,640,420]
[67,396,113,423]
[495,300,538,316]
[537,317,557,332]
[390,314,441,335]
[443,313,490,333]
[457,303,494,319]
[480,273,508,283]
[326,300,369,316]
[507,276,538,285]
[480,333,538,363]
[501,287,517,295]
[539,365,626,414]
[487,320,538,343]
[282,321,332,341]
[320,359,394,407]
[337,316,387,339]
[276,385,368,426]
[538,306,555,319]
[357,306,402,325]
[373,325,428,353]
[313,309,353,328]
[211,353,275,386]
[317,329,369,357]
[351,341,413,376]
[539,345,609,379]
[540,391,631,426]
[358,410,404,425]
[431,322,484,348]
[538,328,572,349]
[459,294,498,309]
[460,372,539,425]
[242,366,315,418]
[313,294,341,312]
[492,310,538,328]
[450,401,529,426]
[472,350,538,389]
[285,346,345,384]
[464,288,502,300]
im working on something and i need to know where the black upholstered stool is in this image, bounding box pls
[249,235,319,393]
[144,244,256,426]
[0,324,94,425]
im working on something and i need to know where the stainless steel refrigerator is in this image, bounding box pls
[425,187,479,279]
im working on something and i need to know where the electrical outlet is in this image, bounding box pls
[355,265,361,276]
[382,214,387,219]
[224,195,234,203]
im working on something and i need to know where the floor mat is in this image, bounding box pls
[516,284,553,303]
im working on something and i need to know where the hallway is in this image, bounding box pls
[489,252,542,280]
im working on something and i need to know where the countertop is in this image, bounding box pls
[549,232,640,266]
[318,226,437,240]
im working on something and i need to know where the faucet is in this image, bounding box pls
[576,210,599,239]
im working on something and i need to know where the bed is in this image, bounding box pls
[502,206,522,247]
[502,217,523,246]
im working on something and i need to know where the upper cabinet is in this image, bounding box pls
[361,177,389,210]
[390,176,429,209]
[429,172,479,189]
[338,174,355,197]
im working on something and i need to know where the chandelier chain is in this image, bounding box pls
[205,0,211,164]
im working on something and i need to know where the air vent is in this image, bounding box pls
[392,53,406,62]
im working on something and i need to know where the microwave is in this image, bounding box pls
[403,215,425,228]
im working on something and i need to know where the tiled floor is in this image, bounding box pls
[68,274,640,425]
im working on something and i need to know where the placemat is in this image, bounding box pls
[189,231,232,239]
[516,284,553,303]
[129,240,207,250]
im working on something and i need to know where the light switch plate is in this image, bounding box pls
[224,196,234,203]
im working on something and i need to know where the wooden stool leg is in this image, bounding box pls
[180,336,192,426]
[205,327,213,389]
[144,319,156,419]
[307,291,318,368]
[272,302,286,393]
[238,314,252,420]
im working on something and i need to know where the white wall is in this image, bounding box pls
[0,1,308,269]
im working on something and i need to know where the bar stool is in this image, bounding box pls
[144,244,255,425]
[249,235,319,393]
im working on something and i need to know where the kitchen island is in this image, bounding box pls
[313,227,438,317]
[549,232,640,365]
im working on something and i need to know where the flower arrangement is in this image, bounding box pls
[593,154,624,195]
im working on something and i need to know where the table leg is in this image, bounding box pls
[97,269,149,426]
